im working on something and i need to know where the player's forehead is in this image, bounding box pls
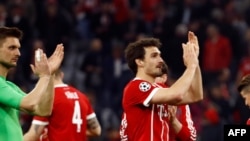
[3,37,20,47]
[144,46,161,56]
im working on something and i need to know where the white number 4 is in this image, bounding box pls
[72,100,83,132]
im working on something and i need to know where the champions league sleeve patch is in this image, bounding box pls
[139,82,151,92]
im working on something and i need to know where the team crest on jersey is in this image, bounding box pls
[139,82,151,92]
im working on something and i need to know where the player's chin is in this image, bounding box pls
[154,70,162,77]
[11,62,18,66]
[155,67,161,71]
[7,62,17,68]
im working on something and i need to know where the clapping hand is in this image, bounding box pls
[30,43,64,78]
[30,48,50,78]
[168,106,177,122]
[47,43,64,74]
[188,31,199,57]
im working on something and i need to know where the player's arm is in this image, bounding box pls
[179,31,203,104]
[169,105,197,141]
[151,42,198,104]
[172,122,196,141]
[23,123,46,141]
[20,44,64,116]
[175,126,197,141]
[86,117,101,136]
[168,106,182,134]
[176,66,203,105]
[20,75,54,116]
[171,31,203,105]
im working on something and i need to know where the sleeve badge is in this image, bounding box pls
[139,82,151,92]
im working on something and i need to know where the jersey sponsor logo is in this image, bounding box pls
[157,104,168,118]
[139,82,151,92]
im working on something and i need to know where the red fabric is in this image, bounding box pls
[204,108,219,124]
[156,83,196,141]
[140,0,161,22]
[175,126,193,141]
[120,79,169,141]
[246,118,250,125]
[169,105,197,141]
[113,0,129,24]
[33,84,95,141]
[202,35,232,72]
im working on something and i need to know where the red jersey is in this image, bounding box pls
[32,84,96,141]
[169,105,197,141]
[120,78,169,141]
[156,83,197,141]
[202,35,232,72]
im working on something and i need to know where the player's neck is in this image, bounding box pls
[0,65,9,78]
[136,73,155,83]
[54,80,64,85]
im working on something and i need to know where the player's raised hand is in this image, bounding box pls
[30,48,51,78]
[182,42,198,68]
[48,43,64,74]
[188,31,199,57]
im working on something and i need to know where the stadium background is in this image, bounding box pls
[1,0,250,141]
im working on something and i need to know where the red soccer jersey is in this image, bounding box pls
[156,83,197,141]
[169,105,197,141]
[120,78,169,141]
[32,84,96,141]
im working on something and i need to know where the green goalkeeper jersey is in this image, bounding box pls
[0,76,26,140]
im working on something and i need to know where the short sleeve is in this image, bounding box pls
[82,95,96,120]
[123,79,159,107]
[32,116,49,125]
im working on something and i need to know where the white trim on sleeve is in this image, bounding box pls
[143,88,159,107]
[87,113,96,120]
[32,119,49,126]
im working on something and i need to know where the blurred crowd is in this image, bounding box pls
[2,0,250,140]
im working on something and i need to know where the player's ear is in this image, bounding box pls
[135,59,143,66]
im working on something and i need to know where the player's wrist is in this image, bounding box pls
[169,117,178,123]
[186,64,197,70]
[39,74,51,79]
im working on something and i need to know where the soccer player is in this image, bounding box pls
[155,63,197,141]
[23,69,101,141]
[237,74,250,125]
[119,31,203,141]
[0,26,64,141]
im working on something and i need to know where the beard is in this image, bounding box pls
[154,72,163,77]
[0,61,16,69]
[152,69,163,77]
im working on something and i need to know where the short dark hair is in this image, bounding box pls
[238,74,250,92]
[0,27,23,42]
[125,38,162,74]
